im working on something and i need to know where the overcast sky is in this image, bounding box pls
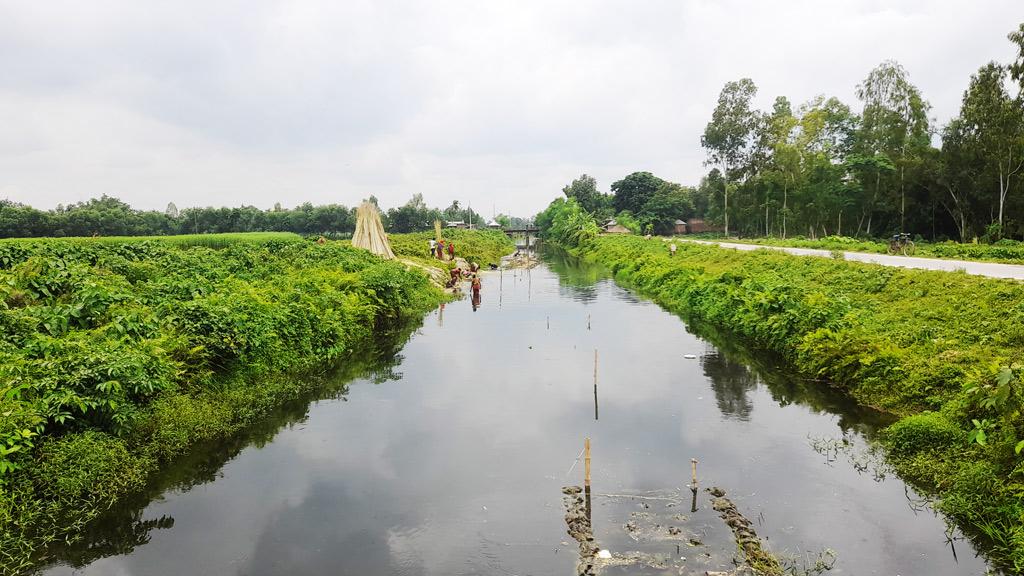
[1,1,1021,217]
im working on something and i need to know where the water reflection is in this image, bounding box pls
[37,254,991,576]
[701,350,759,421]
[35,322,420,572]
[543,250,607,303]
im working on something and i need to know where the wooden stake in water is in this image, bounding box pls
[547,316,549,329]
[584,438,591,488]
[584,437,592,520]
[690,458,699,491]
[593,349,599,421]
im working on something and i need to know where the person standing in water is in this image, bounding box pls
[471,274,482,311]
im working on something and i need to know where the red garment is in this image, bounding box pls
[447,243,455,257]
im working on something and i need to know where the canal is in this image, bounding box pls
[39,254,990,575]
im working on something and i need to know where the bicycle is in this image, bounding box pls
[887,232,916,256]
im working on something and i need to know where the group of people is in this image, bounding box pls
[446,261,482,311]
[428,238,455,260]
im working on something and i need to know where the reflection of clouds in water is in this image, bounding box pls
[242,481,416,576]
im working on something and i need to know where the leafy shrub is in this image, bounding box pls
[31,432,151,505]
[885,412,964,456]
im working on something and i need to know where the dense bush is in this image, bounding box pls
[535,197,600,250]
[0,235,445,573]
[580,235,1024,571]
[884,412,965,456]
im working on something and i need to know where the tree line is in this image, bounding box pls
[546,172,709,236]
[699,24,1024,241]
[0,194,528,238]
[542,24,1024,243]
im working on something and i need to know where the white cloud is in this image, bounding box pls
[0,0,1021,215]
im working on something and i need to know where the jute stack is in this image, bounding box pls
[352,201,396,259]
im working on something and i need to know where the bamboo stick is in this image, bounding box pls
[584,438,591,488]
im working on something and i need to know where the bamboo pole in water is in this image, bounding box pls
[690,458,699,491]
[585,437,593,522]
[584,438,591,488]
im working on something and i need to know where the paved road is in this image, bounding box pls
[680,239,1024,281]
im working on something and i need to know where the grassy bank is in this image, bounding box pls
[579,235,1024,571]
[0,235,447,573]
[388,228,515,268]
[694,234,1024,264]
[0,231,302,252]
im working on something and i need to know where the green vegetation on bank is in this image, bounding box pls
[686,235,1024,264]
[569,234,1023,571]
[0,234,451,573]
[389,228,516,269]
[0,232,302,253]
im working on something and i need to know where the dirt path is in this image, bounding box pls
[680,239,1024,281]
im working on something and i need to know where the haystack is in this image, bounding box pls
[352,201,395,259]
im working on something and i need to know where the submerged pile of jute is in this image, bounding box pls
[352,201,395,259]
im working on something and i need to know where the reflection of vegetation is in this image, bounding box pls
[33,323,420,571]
[701,351,758,421]
[55,512,175,569]
[541,248,610,303]
[579,235,1024,570]
[809,435,893,482]
[684,316,892,435]
[700,350,757,416]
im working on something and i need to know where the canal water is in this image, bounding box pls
[39,255,990,575]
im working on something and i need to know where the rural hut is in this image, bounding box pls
[352,201,396,259]
[684,218,722,234]
[603,219,632,234]
[673,219,687,234]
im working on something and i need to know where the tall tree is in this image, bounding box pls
[938,118,982,241]
[1008,23,1024,94]
[610,172,665,214]
[562,174,610,215]
[702,79,758,236]
[855,60,931,233]
[957,62,1024,234]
